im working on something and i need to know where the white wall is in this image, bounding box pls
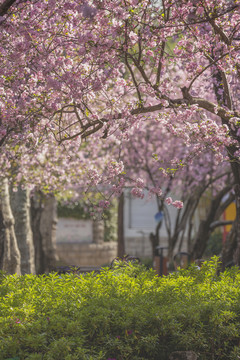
[123,190,188,258]
[56,218,92,243]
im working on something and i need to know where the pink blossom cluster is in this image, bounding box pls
[131,187,144,199]
[98,200,110,209]
[148,187,163,199]
[165,197,183,209]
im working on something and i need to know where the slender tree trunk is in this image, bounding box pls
[31,192,44,274]
[31,192,59,274]
[150,219,162,258]
[10,186,35,274]
[0,179,21,274]
[117,193,125,257]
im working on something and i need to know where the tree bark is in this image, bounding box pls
[117,193,125,257]
[211,63,240,265]
[0,0,18,16]
[10,186,35,275]
[0,179,21,274]
[233,183,240,265]
[222,221,237,269]
[190,185,233,260]
[31,192,59,274]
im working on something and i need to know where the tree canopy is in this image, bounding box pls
[0,0,240,261]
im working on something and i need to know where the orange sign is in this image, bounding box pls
[223,202,236,242]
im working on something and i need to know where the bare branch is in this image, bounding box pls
[210,220,233,231]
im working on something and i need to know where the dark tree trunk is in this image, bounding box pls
[222,221,237,269]
[233,182,240,265]
[212,65,240,265]
[150,219,162,258]
[31,192,44,274]
[117,193,125,257]
[191,185,233,260]
[0,0,18,16]
[31,192,59,274]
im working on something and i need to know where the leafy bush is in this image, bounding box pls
[1,257,240,359]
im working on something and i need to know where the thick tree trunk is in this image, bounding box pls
[220,156,240,265]
[233,182,240,265]
[10,186,35,274]
[191,185,233,260]
[222,221,237,269]
[31,192,59,274]
[117,193,125,257]
[39,193,59,272]
[0,179,21,274]
[212,67,240,265]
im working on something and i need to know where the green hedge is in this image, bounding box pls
[1,257,240,360]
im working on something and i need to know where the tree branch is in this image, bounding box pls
[210,220,233,231]
[0,0,18,16]
[181,87,239,120]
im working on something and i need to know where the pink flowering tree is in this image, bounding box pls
[0,0,240,266]
[114,119,233,260]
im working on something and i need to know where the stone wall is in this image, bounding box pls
[57,242,117,267]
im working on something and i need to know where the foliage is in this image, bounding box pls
[57,201,91,220]
[1,257,240,359]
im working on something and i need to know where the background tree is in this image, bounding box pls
[0,0,240,269]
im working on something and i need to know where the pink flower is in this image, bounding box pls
[172,200,183,209]
[98,200,110,209]
[149,187,162,197]
[129,31,138,43]
[131,187,144,199]
[165,197,173,205]
[136,178,144,188]
[146,50,154,57]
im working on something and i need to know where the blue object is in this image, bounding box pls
[154,211,163,223]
